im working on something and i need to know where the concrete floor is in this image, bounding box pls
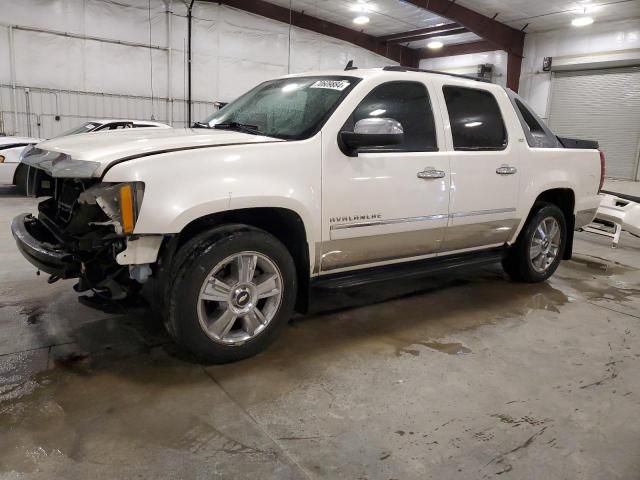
[1,185,640,480]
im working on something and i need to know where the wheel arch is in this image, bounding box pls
[520,188,576,260]
[161,207,311,313]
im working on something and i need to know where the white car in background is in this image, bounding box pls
[0,136,43,188]
[0,119,170,191]
[57,119,171,136]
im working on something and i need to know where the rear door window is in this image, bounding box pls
[443,86,507,151]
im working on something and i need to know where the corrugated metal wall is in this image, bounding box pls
[0,0,395,139]
[0,84,216,138]
[549,66,640,180]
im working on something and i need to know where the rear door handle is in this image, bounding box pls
[417,167,446,179]
[496,165,517,175]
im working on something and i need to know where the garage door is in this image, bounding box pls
[548,66,640,180]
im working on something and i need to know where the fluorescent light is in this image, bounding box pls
[572,16,594,27]
[427,41,443,49]
[369,109,386,116]
[464,121,482,128]
[353,16,370,25]
[282,83,299,92]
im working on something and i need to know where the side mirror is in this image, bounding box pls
[340,118,404,155]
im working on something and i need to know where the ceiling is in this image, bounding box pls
[265,0,453,37]
[261,0,640,50]
[266,0,640,33]
[456,0,640,32]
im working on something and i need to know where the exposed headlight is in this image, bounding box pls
[78,182,145,235]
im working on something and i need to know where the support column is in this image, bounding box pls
[507,53,523,92]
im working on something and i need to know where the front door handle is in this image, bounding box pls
[496,165,517,175]
[417,167,446,179]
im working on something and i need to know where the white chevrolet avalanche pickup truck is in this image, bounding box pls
[11,67,604,363]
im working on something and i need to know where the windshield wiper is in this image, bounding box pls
[212,122,262,135]
[192,121,212,129]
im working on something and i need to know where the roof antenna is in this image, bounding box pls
[344,60,357,71]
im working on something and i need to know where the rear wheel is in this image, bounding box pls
[166,225,296,363]
[503,204,567,283]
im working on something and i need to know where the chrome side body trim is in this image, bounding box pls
[321,219,519,271]
[322,227,445,270]
[331,213,447,230]
[330,207,517,231]
[449,207,517,219]
[440,219,519,252]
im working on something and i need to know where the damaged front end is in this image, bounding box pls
[11,162,148,303]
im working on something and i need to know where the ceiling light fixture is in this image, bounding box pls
[353,16,370,25]
[427,41,444,49]
[571,16,594,27]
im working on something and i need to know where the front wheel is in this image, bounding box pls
[503,203,567,283]
[166,225,297,363]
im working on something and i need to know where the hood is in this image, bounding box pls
[21,128,283,178]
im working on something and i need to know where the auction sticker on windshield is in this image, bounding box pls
[310,80,351,91]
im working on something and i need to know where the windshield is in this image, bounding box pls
[55,121,101,138]
[201,76,359,140]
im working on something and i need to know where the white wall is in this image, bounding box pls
[419,50,508,87]
[0,0,395,137]
[519,18,640,119]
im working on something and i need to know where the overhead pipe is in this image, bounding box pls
[165,0,173,126]
[187,0,195,127]
[8,25,18,135]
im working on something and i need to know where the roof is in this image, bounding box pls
[284,67,504,90]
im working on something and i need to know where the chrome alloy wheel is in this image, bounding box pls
[197,252,283,345]
[530,216,561,273]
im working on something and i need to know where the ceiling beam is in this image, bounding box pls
[419,40,494,59]
[385,26,469,45]
[400,0,524,56]
[213,0,419,67]
[378,22,461,42]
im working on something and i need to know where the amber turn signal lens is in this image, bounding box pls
[0,155,5,163]
[119,184,135,234]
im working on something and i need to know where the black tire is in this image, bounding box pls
[502,203,567,283]
[166,224,297,364]
[13,163,28,195]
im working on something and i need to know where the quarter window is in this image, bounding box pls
[343,81,438,152]
[512,97,560,148]
[443,86,507,150]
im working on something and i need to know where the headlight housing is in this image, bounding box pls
[21,146,101,178]
[78,182,145,235]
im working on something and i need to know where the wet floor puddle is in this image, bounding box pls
[567,256,632,276]
[0,345,285,474]
[556,255,640,303]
